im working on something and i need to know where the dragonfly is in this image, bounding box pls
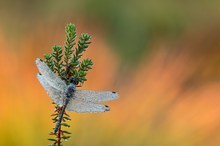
[35,58,119,134]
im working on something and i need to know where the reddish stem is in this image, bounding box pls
[57,126,61,146]
[55,106,63,146]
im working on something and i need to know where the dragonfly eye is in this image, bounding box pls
[70,78,79,85]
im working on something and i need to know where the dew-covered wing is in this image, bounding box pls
[37,73,64,106]
[35,58,66,92]
[66,98,110,113]
[74,90,119,103]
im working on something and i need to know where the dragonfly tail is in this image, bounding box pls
[54,122,61,134]
[53,98,70,134]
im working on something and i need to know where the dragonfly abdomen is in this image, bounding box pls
[54,98,71,134]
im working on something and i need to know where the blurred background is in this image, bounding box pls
[0,0,220,146]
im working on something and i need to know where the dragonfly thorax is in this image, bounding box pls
[65,83,76,98]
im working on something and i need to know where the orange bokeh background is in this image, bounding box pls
[1,1,220,146]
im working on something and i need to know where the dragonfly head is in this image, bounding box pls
[66,84,76,98]
[70,77,79,86]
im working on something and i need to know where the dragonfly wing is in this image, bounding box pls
[35,58,66,92]
[74,90,119,103]
[37,73,64,106]
[66,98,110,113]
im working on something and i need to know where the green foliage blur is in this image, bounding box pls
[1,0,220,65]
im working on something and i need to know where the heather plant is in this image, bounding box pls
[44,23,93,146]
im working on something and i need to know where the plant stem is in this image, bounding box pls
[57,108,62,146]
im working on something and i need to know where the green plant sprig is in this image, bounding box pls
[44,23,93,146]
[69,33,92,85]
[64,24,76,67]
